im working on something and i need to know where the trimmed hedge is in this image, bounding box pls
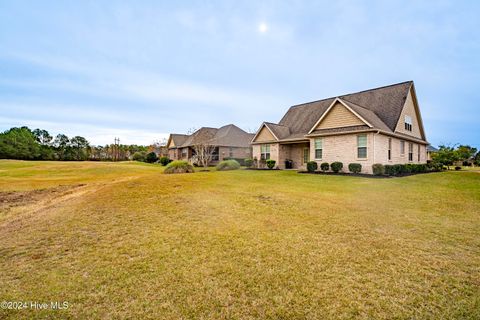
[164,160,194,174]
[306,161,318,172]
[348,163,362,174]
[216,159,241,171]
[244,158,253,168]
[384,163,432,176]
[331,162,343,173]
[372,163,385,176]
[320,162,329,172]
[266,159,276,169]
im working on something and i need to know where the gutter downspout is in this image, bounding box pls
[373,130,380,164]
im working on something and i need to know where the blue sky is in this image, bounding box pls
[0,1,479,147]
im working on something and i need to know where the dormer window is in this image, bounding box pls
[404,115,412,131]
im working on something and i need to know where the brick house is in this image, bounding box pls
[167,124,254,165]
[251,81,428,173]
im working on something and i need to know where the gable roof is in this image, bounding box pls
[258,81,426,142]
[168,134,188,148]
[168,124,253,148]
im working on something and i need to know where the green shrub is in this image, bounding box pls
[404,164,413,174]
[164,160,194,174]
[159,156,171,166]
[223,157,246,166]
[427,161,443,172]
[320,162,329,172]
[216,159,241,171]
[132,151,147,162]
[348,163,362,174]
[372,163,384,176]
[396,164,406,175]
[384,165,393,176]
[245,158,253,168]
[330,162,343,173]
[145,152,158,163]
[306,161,318,172]
[266,159,276,169]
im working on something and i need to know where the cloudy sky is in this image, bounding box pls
[0,1,479,147]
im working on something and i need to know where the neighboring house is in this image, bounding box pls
[426,145,439,161]
[167,124,254,164]
[251,81,428,173]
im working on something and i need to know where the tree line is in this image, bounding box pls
[432,144,479,169]
[0,126,149,161]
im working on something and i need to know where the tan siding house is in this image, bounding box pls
[251,81,429,174]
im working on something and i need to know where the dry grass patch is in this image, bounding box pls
[0,161,479,319]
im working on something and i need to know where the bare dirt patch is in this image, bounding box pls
[0,184,86,211]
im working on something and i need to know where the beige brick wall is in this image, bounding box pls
[309,133,375,173]
[252,143,280,168]
[308,133,427,174]
[373,134,427,165]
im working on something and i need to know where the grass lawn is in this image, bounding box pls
[0,160,479,319]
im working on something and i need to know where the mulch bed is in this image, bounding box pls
[297,171,438,178]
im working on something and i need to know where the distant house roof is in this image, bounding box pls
[257,81,425,143]
[168,124,254,149]
[169,134,188,147]
[427,145,439,152]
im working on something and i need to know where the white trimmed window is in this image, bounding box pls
[357,134,367,158]
[408,143,413,161]
[260,144,270,160]
[417,144,421,162]
[405,115,413,131]
[388,138,392,160]
[400,140,405,155]
[314,138,323,159]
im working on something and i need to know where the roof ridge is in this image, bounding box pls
[264,121,288,127]
[289,80,413,109]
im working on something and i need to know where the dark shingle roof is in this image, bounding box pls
[210,124,255,147]
[170,134,188,147]
[264,122,291,140]
[269,81,418,141]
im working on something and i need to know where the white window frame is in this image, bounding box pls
[357,134,367,159]
[400,140,405,156]
[408,143,413,162]
[314,138,323,160]
[405,115,413,131]
[260,144,270,160]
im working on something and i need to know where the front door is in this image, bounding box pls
[303,147,309,164]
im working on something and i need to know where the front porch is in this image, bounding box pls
[253,142,310,169]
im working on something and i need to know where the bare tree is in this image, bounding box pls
[192,143,217,168]
[187,127,198,135]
